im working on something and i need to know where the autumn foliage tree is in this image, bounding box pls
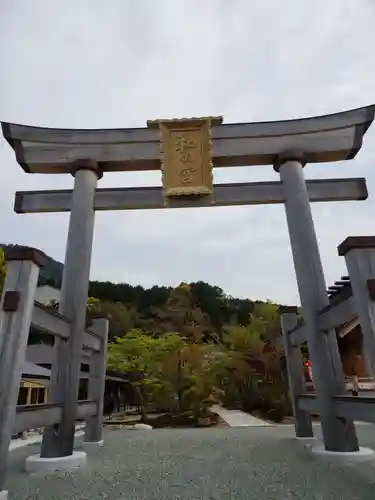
[211,302,290,421]
[138,283,217,343]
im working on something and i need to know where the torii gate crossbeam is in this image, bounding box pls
[14,177,368,213]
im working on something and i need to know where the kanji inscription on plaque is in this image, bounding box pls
[147,116,223,202]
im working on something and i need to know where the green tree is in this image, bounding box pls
[249,301,280,341]
[107,330,222,420]
[107,330,186,417]
[92,301,139,340]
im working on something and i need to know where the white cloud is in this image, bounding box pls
[0,0,375,305]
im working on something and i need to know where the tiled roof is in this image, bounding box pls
[327,275,352,306]
[326,276,359,337]
[282,276,358,338]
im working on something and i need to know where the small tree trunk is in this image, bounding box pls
[135,386,147,420]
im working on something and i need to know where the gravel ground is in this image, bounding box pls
[4,425,375,500]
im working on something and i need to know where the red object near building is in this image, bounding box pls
[304,360,315,389]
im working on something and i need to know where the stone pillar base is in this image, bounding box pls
[310,442,375,463]
[25,451,87,473]
[82,440,104,451]
[0,490,8,500]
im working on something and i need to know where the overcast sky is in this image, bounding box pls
[0,0,375,305]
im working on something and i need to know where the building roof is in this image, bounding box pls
[21,361,131,383]
[21,361,51,378]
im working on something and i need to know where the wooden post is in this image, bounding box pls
[275,152,359,452]
[338,237,375,378]
[41,160,101,458]
[0,248,43,497]
[279,307,314,438]
[83,318,109,447]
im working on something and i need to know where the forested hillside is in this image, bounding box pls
[1,243,282,340]
[88,279,268,341]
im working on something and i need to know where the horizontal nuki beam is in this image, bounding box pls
[297,393,375,424]
[13,400,96,434]
[2,105,375,173]
[32,301,101,351]
[26,344,92,368]
[14,178,368,213]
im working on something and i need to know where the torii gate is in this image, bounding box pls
[1,105,374,463]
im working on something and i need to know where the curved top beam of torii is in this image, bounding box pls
[1,105,375,175]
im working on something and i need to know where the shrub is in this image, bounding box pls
[239,381,292,423]
[264,406,285,423]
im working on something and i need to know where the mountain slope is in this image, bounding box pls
[0,244,63,287]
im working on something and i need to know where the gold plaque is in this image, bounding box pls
[147,116,223,204]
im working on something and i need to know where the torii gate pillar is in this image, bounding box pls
[41,160,101,458]
[275,151,359,452]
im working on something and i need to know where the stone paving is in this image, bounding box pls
[211,405,271,427]
[4,424,375,499]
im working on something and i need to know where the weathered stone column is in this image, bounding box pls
[0,248,43,500]
[41,159,101,458]
[279,306,314,438]
[83,317,109,450]
[274,151,358,452]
